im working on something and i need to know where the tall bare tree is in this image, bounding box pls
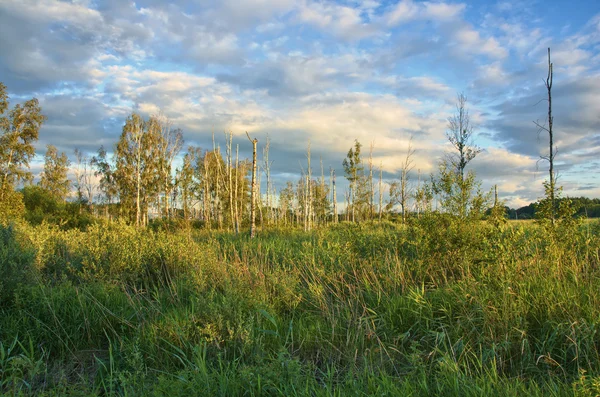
[368,142,375,220]
[226,131,235,231]
[331,167,338,223]
[305,141,312,231]
[246,132,258,238]
[400,137,415,223]
[378,163,383,221]
[74,149,97,212]
[447,94,480,182]
[534,48,557,224]
[262,135,273,226]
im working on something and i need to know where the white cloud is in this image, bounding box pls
[296,0,378,40]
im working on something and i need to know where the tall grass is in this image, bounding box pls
[1,217,600,395]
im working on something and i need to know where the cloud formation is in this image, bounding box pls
[0,0,598,208]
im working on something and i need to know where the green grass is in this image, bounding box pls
[1,217,600,395]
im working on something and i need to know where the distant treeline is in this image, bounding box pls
[506,197,600,219]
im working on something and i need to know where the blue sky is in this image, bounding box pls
[0,0,599,207]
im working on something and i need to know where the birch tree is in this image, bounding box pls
[39,145,71,202]
[0,83,46,200]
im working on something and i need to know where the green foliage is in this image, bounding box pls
[0,223,36,306]
[0,187,25,221]
[342,139,369,220]
[39,144,71,201]
[21,185,95,230]
[0,83,46,199]
[433,160,490,219]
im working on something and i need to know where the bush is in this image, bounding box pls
[0,189,25,222]
[0,223,36,305]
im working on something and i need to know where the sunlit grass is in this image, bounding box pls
[1,218,600,395]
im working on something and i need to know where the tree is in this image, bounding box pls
[153,114,183,219]
[114,113,161,226]
[331,167,338,223]
[342,139,365,222]
[262,134,274,226]
[176,146,200,222]
[533,48,578,228]
[414,170,434,216]
[91,146,118,219]
[534,48,557,225]
[246,132,258,238]
[39,145,71,201]
[0,82,46,200]
[434,161,489,219]
[279,181,296,226]
[441,93,484,218]
[399,137,415,222]
[74,148,97,211]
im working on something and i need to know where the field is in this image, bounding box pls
[2,217,600,396]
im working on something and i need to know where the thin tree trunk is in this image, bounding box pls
[378,163,383,221]
[247,132,258,238]
[0,149,14,200]
[369,142,374,220]
[227,131,234,232]
[307,141,312,231]
[136,141,142,227]
[234,144,240,235]
[547,48,555,225]
[332,169,337,223]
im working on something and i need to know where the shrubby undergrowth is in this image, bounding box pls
[1,217,600,396]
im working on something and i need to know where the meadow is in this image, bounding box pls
[1,217,600,396]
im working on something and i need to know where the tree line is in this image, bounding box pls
[0,50,584,232]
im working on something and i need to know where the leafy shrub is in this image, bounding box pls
[0,224,36,305]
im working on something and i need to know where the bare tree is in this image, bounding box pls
[447,93,481,182]
[226,130,235,231]
[234,144,240,234]
[331,167,338,223]
[378,163,383,221]
[74,148,97,212]
[262,135,273,226]
[304,141,313,231]
[445,93,482,218]
[368,142,375,220]
[246,132,258,238]
[400,137,415,223]
[534,48,557,224]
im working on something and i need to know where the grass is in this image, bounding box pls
[1,216,600,395]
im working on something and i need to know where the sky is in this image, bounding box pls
[0,0,599,208]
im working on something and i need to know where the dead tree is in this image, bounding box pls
[226,131,235,232]
[305,141,313,231]
[262,135,273,226]
[246,132,258,238]
[331,168,338,223]
[400,137,415,223]
[234,144,240,234]
[369,142,375,220]
[534,48,556,224]
[378,163,383,221]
